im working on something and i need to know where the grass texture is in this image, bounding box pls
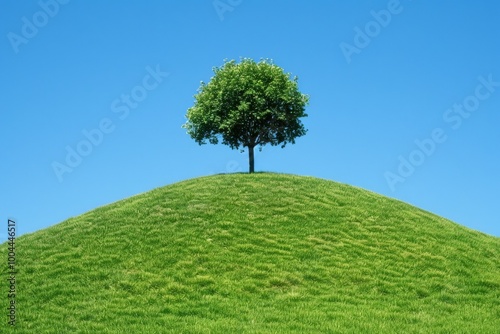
[1,173,499,333]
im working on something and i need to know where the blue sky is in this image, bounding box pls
[1,0,499,239]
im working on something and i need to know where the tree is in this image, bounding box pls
[183,58,309,173]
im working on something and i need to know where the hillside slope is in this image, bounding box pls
[2,173,499,333]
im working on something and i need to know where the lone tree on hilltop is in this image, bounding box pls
[183,58,309,173]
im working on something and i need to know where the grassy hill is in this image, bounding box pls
[2,173,499,333]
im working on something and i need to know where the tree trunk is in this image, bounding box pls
[248,145,255,173]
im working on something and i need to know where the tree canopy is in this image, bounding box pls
[183,58,309,173]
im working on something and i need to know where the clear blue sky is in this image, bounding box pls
[1,0,499,239]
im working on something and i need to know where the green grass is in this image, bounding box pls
[2,173,499,333]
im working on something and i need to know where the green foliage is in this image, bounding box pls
[183,58,309,172]
[2,173,499,333]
